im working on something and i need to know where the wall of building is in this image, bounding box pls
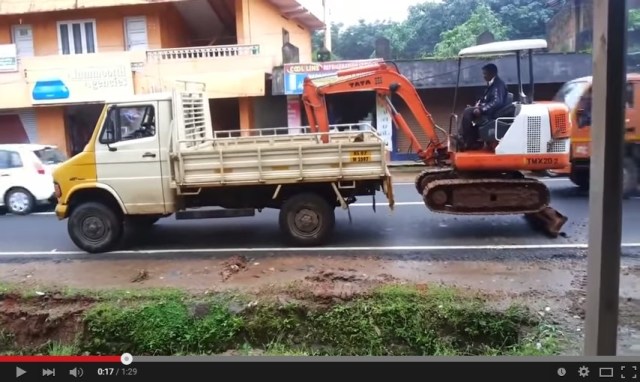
[235,0,314,66]
[34,107,67,154]
[0,4,180,54]
[157,3,190,48]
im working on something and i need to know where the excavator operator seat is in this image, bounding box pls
[478,92,518,143]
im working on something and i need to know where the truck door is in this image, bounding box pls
[94,102,166,214]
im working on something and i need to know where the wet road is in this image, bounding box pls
[1,177,640,258]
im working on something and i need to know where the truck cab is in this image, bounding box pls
[551,74,640,196]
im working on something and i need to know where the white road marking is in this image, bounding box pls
[352,202,423,207]
[0,243,639,257]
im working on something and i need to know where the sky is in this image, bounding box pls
[328,0,433,26]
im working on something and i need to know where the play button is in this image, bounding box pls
[16,367,26,378]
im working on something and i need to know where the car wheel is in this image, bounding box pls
[5,188,35,215]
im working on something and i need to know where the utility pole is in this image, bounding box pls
[583,0,627,356]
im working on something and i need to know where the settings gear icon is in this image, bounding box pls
[578,366,590,377]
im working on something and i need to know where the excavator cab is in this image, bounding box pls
[448,39,573,173]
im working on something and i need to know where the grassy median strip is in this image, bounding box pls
[0,284,562,356]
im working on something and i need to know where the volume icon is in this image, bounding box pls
[42,368,55,376]
[70,367,84,377]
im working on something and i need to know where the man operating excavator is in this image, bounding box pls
[457,63,509,150]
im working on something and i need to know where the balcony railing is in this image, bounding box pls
[146,44,260,61]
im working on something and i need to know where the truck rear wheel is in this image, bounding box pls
[68,202,123,253]
[279,193,335,246]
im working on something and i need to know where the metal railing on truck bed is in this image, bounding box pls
[168,88,390,188]
[170,125,389,187]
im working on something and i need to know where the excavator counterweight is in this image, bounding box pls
[300,40,571,237]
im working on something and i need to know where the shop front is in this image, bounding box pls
[282,59,395,158]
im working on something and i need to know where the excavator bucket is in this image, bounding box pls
[523,206,568,238]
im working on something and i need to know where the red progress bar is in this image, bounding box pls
[0,356,121,362]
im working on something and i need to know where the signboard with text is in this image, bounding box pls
[29,60,134,105]
[375,96,393,152]
[0,44,18,73]
[283,59,383,95]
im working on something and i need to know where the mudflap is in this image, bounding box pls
[382,175,395,210]
[524,206,568,238]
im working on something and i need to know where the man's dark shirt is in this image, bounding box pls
[478,76,509,118]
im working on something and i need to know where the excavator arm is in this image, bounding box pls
[301,63,449,165]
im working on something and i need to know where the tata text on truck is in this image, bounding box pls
[52,84,394,253]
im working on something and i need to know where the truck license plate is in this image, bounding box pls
[350,150,371,162]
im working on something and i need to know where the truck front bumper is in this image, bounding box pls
[55,203,68,220]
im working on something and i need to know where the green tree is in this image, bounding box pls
[401,0,479,59]
[433,3,508,58]
[487,0,563,39]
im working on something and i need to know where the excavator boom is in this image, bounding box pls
[302,63,449,165]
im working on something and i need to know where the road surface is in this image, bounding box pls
[0,177,639,260]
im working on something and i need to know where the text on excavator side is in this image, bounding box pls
[525,157,559,165]
[349,79,372,88]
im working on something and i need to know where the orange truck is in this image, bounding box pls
[551,74,640,197]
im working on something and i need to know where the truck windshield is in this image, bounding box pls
[552,81,590,110]
[33,147,67,164]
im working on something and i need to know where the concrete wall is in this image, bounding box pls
[392,84,563,155]
[271,53,592,94]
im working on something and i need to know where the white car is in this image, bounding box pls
[0,144,67,215]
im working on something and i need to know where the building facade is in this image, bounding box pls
[0,0,325,155]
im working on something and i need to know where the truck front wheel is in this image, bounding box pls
[279,193,335,246]
[68,202,123,253]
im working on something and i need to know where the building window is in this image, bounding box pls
[57,20,97,55]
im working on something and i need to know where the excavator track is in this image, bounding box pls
[414,167,456,194]
[421,176,568,237]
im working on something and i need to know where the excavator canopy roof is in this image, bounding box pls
[458,39,548,57]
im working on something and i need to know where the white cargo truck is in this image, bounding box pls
[53,86,394,253]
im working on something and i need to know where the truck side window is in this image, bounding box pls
[99,105,156,144]
[626,83,634,108]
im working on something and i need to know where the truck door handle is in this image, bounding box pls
[142,152,156,158]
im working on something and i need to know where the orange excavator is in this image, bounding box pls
[301,39,572,236]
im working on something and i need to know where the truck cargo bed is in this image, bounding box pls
[169,90,389,188]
